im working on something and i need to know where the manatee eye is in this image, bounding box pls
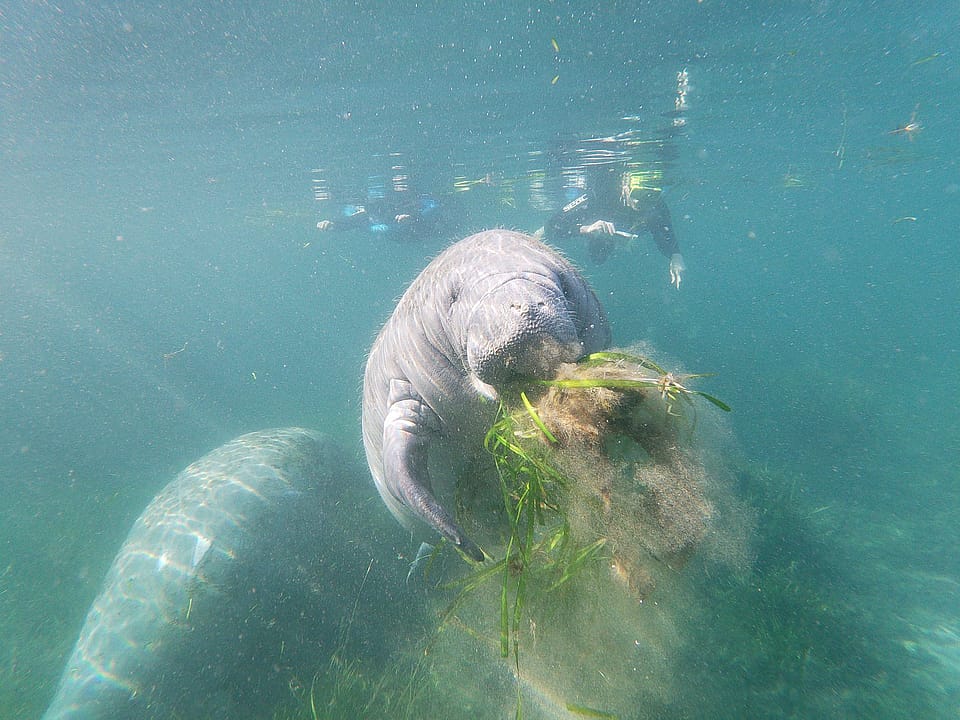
[447,288,460,314]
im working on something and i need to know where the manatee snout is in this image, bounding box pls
[466,278,583,386]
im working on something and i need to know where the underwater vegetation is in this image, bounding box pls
[666,457,950,720]
[271,653,426,720]
[419,348,748,719]
[261,349,950,720]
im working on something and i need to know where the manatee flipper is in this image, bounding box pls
[382,384,484,562]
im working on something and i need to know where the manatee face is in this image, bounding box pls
[465,275,583,388]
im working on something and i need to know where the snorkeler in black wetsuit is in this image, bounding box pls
[542,165,686,289]
[316,191,440,243]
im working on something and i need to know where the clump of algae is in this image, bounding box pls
[503,348,731,599]
[432,347,747,719]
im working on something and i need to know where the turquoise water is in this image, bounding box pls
[2,2,958,718]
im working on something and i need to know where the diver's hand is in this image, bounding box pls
[580,219,617,236]
[316,220,333,231]
[394,213,412,223]
[669,253,686,289]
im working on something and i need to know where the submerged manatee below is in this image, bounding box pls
[42,427,421,720]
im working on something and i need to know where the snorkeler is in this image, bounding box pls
[316,190,440,243]
[542,166,686,289]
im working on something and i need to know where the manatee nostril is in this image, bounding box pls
[511,301,551,315]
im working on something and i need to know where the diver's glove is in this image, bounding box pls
[580,220,637,239]
[579,219,616,236]
[669,253,686,289]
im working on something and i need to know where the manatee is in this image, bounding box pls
[362,230,611,561]
[42,427,416,720]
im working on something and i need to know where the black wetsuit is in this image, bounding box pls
[544,170,680,265]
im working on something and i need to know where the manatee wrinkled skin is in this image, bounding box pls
[43,428,346,720]
[362,230,611,561]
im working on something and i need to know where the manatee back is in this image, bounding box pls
[43,428,337,720]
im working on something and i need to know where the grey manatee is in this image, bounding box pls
[362,230,611,561]
[42,427,422,720]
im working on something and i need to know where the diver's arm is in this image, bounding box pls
[545,189,621,239]
[645,198,685,288]
[316,204,368,232]
[646,197,681,257]
[580,219,622,236]
[549,201,627,240]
